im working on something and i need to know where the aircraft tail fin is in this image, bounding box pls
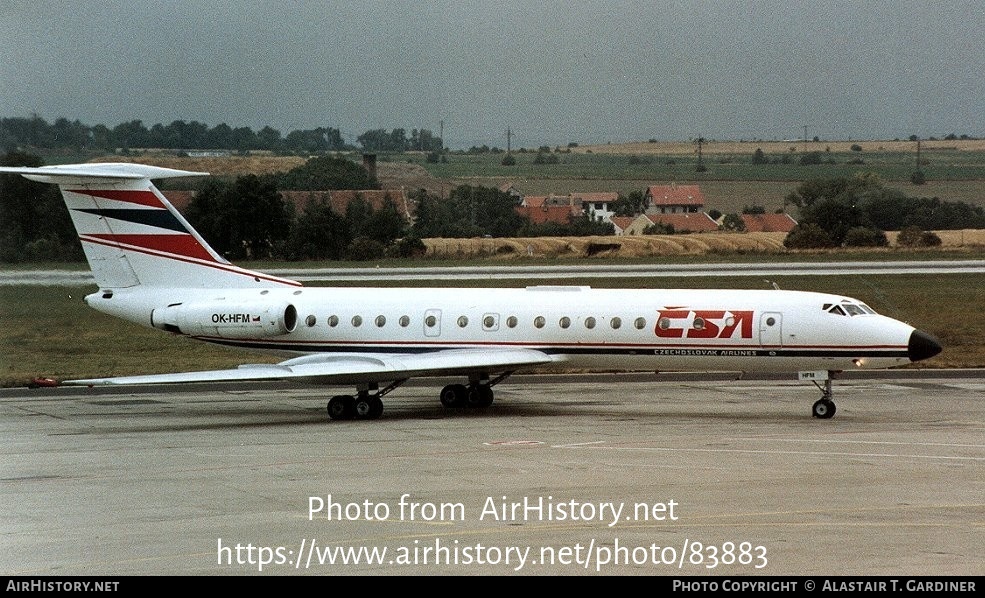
[0,163,300,289]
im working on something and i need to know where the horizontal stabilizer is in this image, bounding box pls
[0,163,208,183]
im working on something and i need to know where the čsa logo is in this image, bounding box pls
[655,309,754,339]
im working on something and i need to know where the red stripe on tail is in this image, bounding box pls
[73,189,166,208]
[83,234,217,262]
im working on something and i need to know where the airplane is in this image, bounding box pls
[0,162,942,420]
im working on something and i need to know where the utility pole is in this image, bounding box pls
[506,127,512,153]
[439,120,444,151]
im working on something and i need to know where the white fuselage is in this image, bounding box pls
[87,285,918,374]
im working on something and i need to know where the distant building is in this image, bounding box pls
[616,213,720,235]
[740,213,798,233]
[515,204,579,226]
[645,184,705,214]
[572,192,619,223]
[610,216,638,236]
[517,192,619,225]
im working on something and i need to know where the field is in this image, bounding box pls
[92,139,985,219]
[422,230,985,260]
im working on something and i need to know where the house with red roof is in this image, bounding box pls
[740,213,798,232]
[645,184,705,214]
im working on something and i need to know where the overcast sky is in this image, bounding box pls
[2,1,983,148]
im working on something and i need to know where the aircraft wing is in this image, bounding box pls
[64,348,555,386]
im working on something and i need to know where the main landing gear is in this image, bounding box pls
[439,372,511,410]
[326,380,405,421]
[326,372,511,421]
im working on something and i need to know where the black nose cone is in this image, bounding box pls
[908,330,943,362]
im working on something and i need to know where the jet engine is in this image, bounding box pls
[151,301,298,339]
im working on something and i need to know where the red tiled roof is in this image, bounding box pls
[645,185,705,206]
[645,212,719,232]
[515,205,576,225]
[571,192,619,203]
[610,216,636,233]
[740,213,798,232]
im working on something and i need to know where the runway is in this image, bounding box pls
[1,371,982,576]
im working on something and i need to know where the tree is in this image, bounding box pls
[610,190,646,217]
[286,196,350,260]
[412,186,524,238]
[721,213,746,232]
[184,175,291,260]
[0,152,82,262]
[751,148,768,164]
[278,156,379,190]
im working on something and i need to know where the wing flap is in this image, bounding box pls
[65,348,554,386]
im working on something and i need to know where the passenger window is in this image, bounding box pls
[506,316,518,328]
[328,315,339,327]
[585,317,596,329]
[425,315,437,327]
[634,317,646,330]
[692,317,705,330]
[534,316,546,329]
[375,315,386,327]
[351,315,363,327]
[399,315,410,327]
[559,316,571,329]
[611,317,622,329]
[457,316,469,328]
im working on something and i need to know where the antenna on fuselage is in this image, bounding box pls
[764,280,781,290]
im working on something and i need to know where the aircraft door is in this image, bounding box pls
[759,312,782,348]
[424,309,442,337]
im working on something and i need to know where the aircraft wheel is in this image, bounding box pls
[467,385,494,408]
[328,395,356,420]
[440,384,468,408]
[812,398,836,419]
[355,395,384,420]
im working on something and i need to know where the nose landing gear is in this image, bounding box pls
[800,371,837,419]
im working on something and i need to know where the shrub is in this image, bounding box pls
[783,223,834,249]
[843,226,888,247]
[896,225,924,247]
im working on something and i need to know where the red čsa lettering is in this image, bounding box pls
[654,309,754,339]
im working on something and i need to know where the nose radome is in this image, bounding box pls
[908,329,943,362]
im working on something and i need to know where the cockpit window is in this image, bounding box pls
[844,304,865,316]
[827,301,877,317]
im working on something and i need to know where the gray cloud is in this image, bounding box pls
[2,0,982,148]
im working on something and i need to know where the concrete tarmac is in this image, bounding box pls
[1,371,982,576]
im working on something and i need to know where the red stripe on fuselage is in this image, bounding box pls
[85,233,217,262]
[72,189,165,208]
